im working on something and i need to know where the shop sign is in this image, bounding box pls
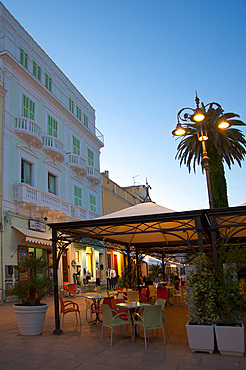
[29,220,46,232]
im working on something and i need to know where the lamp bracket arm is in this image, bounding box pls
[177,107,195,122]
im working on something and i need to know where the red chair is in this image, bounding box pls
[139,287,149,303]
[59,296,81,329]
[111,298,129,320]
[157,286,169,300]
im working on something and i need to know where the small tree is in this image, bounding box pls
[216,244,246,326]
[10,255,53,306]
[118,260,137,289]
[186,253,218,325]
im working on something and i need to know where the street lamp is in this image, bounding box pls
[172,92,229,209]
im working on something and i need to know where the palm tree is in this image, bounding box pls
[175,104,246,208]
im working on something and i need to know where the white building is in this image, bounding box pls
[0,3,105,299]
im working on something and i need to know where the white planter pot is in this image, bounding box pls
[215,323,245,357]
[13,304,48,336]
[186,322,214,354]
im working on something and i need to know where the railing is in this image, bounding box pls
[86,166,100,178]
[14,183,71,216]
[15,117,42,143]
[68,154,86,167]
[42,135,64,152]
[71,206,87,220]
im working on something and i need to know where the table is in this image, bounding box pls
[82,293,108,324]
[115,302,151,338]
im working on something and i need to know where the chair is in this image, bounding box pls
[133,304,166,348]
[59,296,81,329]
[139,287,149,303]
[157,286,169,300]
[101,304,132,346]
[173,286,186,306]
[67,283,77,296]
[111,298,129,319]
[148,285,157,302]
[127,290,139,302]
[90,297,113,325]
[155,298,169,339]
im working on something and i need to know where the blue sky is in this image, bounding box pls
[3,0,246,211]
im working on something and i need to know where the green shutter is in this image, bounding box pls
[74,185,82,206]
[90,194,96,212]
[87,149,94,166]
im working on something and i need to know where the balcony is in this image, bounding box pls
[14,183,71,217]
[67,154,87,177]
[86,166,101,186]
[42,135,65,162]
[71,206,99,221]
[15,117,43,148]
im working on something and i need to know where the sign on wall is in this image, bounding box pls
[29,220,46,232]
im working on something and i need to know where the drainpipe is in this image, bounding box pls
[0,77,7,302]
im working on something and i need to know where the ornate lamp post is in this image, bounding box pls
[172,92,229,209]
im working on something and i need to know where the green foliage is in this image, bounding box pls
[118,260,137,289]
[175,105,246,207]
[216,244,246,326]
[148,264,161,282]
[9,255,53,306]
[186,253,218,325]
[207,143,228,208]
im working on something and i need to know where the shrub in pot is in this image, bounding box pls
[9,254,53,335]
[215,245,246,356]
[186,253,218,354]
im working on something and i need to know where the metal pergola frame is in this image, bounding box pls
[49,205,246,334]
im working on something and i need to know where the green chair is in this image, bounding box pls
[133,304,166,348]
[155,298,169,339]
[101,304,132,346]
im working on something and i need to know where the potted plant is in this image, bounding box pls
[215,245,246,356]
[185,253,218,354]
[9,254,53,336]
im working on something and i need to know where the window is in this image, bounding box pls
[47,114,58,137]
[21,159,32,185]
[48,173,56,194]
[20,48,28,69]
[69,98,74,114]
[72,136,80,155]
[83,114,88,127]
[45,73,52,92]
[87,148,94,166]
[22,94,35,120]
[90,194,96,212]
[74,185,82,207]
[33,61,41,81]
[76,106,82,121]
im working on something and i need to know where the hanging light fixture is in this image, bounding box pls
[172,122,186,136]
[218,120,229,129]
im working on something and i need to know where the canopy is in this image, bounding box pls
[12,226,52,246]
[49,202,246,256]
[49,202,246,334]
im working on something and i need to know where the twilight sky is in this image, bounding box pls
[3,0,246,211]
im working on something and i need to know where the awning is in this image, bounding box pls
[81,237,104,250]
[12,226,52,246]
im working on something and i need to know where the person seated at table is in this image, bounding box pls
[154,273,164,285]
[145,276,153,286]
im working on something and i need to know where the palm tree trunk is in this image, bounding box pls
[207,144,229,208]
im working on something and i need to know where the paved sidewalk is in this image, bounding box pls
[0,296,245,369]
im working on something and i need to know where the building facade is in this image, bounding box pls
[0,3,105,299]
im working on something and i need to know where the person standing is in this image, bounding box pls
[110,269,116,289]
[96,263,100,286]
